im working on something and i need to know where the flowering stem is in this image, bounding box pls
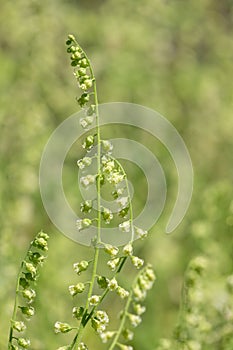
[7,241,34,349]
[108,266,146,350]
[68,37,102,350]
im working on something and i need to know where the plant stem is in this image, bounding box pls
[69,40,102,350]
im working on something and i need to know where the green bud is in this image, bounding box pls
[17,338,30,348]
[69,282,85,296]
[97,276,109,289]
[82,134,94,150]
[19,277,29,289]
[79,58,88,68]
[13,321,26,332]
[68,34,75,41]
[54,321,72,333]
[19,306,35,318]
[73,260,89,274]
[80,200,93,213]
[72,306,84,319]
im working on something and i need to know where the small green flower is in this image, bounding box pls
[19,306,35,318]
[123,243,133,256]
[104,244,119,257]
[97,276,109,289]
[133,303,146,315]
[54,321,72,334]
[91,310,109,334]
[131,256,144,269]
[82,135,94,150]
[116,286,129,299]
[119,221,131,233]
[22,288,36,303]
[108,277,118,291]
[69,283,85,296]
[78,93,90,107]
[107,172,125,184]
[17,338,30,348]
[76,218,92,231]
[25,262,37,276]
[107,258,120,271]
[127,313,142,327]
[135,227,148,239]
[102,140,113,153]
[80,116,94,129]
[89,295,101,306]
[13,321,26,332]
[72,306,84,319]
[80,175,96,188]
[100,331,115,343]
[73,260,89,274]
[122,328,134,341]
[101,207,113,224]
[80,200,93,213]
[28,251,46,266]
[77,157,92,169]
[77,343,88,350]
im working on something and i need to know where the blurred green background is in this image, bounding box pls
[0,0,233,349]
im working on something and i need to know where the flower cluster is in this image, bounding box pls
[9,231,49,349]
[53,34,156,350]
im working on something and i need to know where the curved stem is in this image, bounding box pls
[69,39,102,350]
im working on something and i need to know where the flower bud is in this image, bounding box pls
[101,207,113,224]
[116,286,129,299]
[104,244,119,257]
[69,282,85,296]
[19,306,35,318]
[76,218,92,231]
[131,256,144,269]
[101,140,113,153]
[108,278,118,291]
[107,258,120,271]
[72,306,84,319]
[22,289,36,303]
[127,313,142,327]
[73,260,89,274]
[17,338,30,348]
[82,135,94,150]
[119,220,131,232]
[80,174,95,188]
[13,321,26,332]
[123,243,133,256]
[54,321,72,333]
[80,200,93,213]
[89,295,101,305]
